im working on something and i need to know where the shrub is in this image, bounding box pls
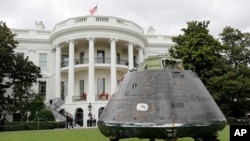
[1,121,65,131]
[36,109,55,121]
[29,95,45,120]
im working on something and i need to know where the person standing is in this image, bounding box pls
[69,115,74,129]
[66,114,69,129]
[93,116,96,126]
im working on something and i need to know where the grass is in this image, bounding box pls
[0,126,229,141]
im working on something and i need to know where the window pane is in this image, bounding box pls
[61,55,69,67]
[97,78,105,94]
[80,80,84,93]
[97,50,105,63]
[64,82,68,95]
[39,81,46,96]
[39,53,47,68]
[117,53,120,64]
[61,81,68,99]
[80,52,84,64]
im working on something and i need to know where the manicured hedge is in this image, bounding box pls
[0,121,65,131]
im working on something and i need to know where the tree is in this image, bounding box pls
[0,21,17,112]
[0,21,41,120]
[170,21,250,118]
[8,56,42,120]
[216,27,250,117]
[169,21,222,84]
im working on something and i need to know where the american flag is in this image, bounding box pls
[89,6,97,15]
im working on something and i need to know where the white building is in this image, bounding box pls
[11,15,174,127]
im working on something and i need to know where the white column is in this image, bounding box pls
[66,40,75,103]
[55,45,61,99]
[110,38,117,95]
[88,37,95,102]
[139,47,144,64]
[128,42,134,70]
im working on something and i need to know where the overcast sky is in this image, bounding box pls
[1,0,250,37]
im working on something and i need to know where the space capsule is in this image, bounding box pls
[97,56,227,141]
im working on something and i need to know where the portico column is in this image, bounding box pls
[128,42,134,70]
[110,38,117,95]
[88,37,95,102]
[55,45,61,99]
[66,40,75,103]
[139,47,144,64]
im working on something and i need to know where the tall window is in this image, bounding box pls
[133,56,137,67]
[97,78,105,94]
[39,81,46,97]
[97,50,105,63]
[61,81,68,99]
[117,53,121,64]
[80,80,84,93]
[39,53,47,69]
[80,52,85,64]
[133,56,137,63]
[61,55,69,67]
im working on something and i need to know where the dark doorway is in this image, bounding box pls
[75,108,83,126]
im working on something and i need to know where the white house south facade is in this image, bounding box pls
[10,15,174,127]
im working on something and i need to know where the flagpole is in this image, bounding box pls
[96,3,98,15]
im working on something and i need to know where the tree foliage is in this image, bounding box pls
[217,27,250,117]
[29,95,45,121]
[0,21,17,111]
[35,109,55,121]
[170,21,250,118]
[169,21,222,84]
[0,21,42,120]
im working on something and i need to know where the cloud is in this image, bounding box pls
[1,0,250,37]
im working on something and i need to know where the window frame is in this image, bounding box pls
[39,53,48,69]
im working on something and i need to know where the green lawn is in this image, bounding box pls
[0,126,229,141]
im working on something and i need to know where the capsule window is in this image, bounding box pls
[132,83,137,89]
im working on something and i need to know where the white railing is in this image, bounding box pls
[12,29,51,36]
[145,35,174,43]
[12,16,144,37]
[52,16,144,34]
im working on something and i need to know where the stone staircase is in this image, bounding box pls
[45,98,67,122]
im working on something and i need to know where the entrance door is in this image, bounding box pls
[75,108,83,126]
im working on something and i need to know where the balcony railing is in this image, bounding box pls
[61,58,130,68]
[73,93,87,102]
[95,57,111,64]
[61,58,89,68]
[117,59,128,66]
[52,16,144,35]
[71,93,109,102]
[75,58,89,65]
[61,61,69,68]
[96,93,110,101]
